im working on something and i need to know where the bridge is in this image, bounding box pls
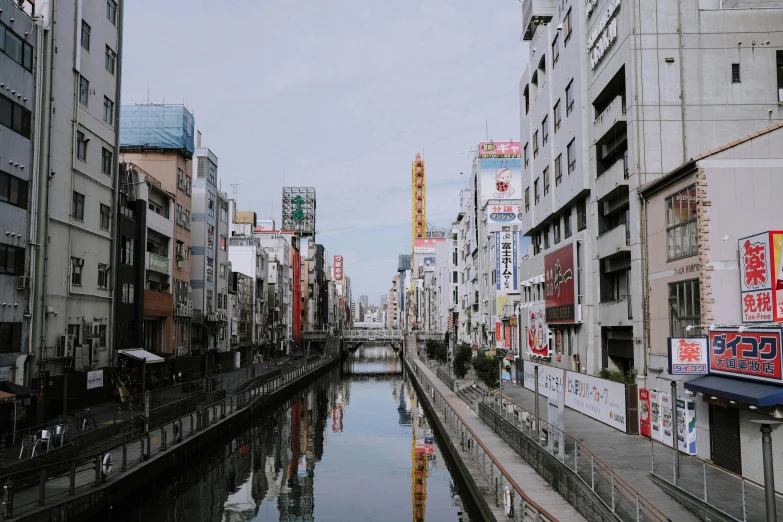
[303,330,443,343]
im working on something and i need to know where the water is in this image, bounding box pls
[111,346,478,522]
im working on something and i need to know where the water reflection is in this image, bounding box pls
[117,345,473,522]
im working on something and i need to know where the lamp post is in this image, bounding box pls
[750,419,783,522]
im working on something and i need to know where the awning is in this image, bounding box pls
[118,349,165,365]
[684,375,783,407]
[0,390,15,403]
[0,381,34,399]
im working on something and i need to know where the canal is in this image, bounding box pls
[108,345,479,521]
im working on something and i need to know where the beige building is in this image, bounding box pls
[640,122,783,481]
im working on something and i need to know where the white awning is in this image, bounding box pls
[118,349,165,364]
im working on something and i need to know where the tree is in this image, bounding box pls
[472,350,499,389]
[425,339,448,364]
[452,343,473,378]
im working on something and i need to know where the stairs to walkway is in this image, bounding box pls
[457,384,483,411]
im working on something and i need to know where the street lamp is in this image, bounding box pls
[749,419,783,522]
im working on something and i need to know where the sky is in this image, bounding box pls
[122,0,530,305]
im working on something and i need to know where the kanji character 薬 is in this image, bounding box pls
[742,240,768,289]
[677,340,703,363]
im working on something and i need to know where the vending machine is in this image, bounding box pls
[639,389,651,438]
[660,393,675,448]
[650,391,662,442]
[676,398,697,455]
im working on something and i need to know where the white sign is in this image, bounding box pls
[523,363,564,400]
[526,302,551,359]
[87,370,103,390]
[564,371,627,431]
[486,203,524,233]
[496,231,518,294]
[588,0,621,70]
[739,232,774,323]
[235,351,241,369]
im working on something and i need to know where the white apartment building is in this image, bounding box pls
[227,236,267,356]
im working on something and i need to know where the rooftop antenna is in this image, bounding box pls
[230,183,242,204]
[485,119,489,141]
[147,86,149,104]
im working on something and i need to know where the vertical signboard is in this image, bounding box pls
[544,243,579,323]
[739,232,774,322]
[333,255,343,281]
[423,257,435,272]
[495,231,518,294]
[282,187,316,236]
[527,302,550,358]
[769,231,783,321]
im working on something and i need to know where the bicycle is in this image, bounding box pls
[76,409,98,433]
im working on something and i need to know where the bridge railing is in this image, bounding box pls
[342,330,404,341]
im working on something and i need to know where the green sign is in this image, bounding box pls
[292,195,305,221]
[149,253,169,274]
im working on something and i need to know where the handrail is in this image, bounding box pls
[408,358,556,521]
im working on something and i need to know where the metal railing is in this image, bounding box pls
[409,361,557,522]
[651,440,783,522]
[0,355,334,520]
[479,394,668,522]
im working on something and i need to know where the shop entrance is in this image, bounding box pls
[709,404,742,474]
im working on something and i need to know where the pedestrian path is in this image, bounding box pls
[412,359,585,521]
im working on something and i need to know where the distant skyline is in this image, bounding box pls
[121,0,530,299]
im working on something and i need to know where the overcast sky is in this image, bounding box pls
[122,0,530,304]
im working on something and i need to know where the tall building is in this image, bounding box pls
[359,295,368,307]
[0,0,37,383]
[517,0,783,379]
[120,104,195,357]
[412,153,426,246]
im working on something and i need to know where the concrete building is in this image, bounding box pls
[228,236,267,363]
[255,230,291,355]
[120,105,195,358]
[518,0,783,379]
[0,0,37,384]
[640,123,783,480]
[216,191,230,352]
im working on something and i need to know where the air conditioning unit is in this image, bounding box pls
[74,345,87,371]
[177,261,184,269]
[16,275,30,290]
[57,334,75,358]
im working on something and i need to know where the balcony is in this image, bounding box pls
[596,224,630,259]
[147,252,170,274]
[598,295,632,325]
[522,0,557,40]
[594,155,629,202]
[593,96,626,143]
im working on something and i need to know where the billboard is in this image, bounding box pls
[281,187,316,236]
[333,255,343,281]
[495,231,518,295]
[487,203,524,233]
[668,337,709,375]
[709,327,783,384]
[478,141,522,159]
[479,157,522,203]
[740,231,783,323]
[545,243,579,323]
[413,238,446,253]
[423,257,435,272]
[527,302,550,358]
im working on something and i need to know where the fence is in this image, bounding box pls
[479,394,668,522]
[408,361,556,522]
[651,440,783,521]
[0,355,334,520]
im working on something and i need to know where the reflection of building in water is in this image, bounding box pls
[409,387,437,522]
[332,382,344,432]
[398,382,412,426]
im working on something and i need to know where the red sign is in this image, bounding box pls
[504,325,511,349]
[333,255,343,281]
[709,327,783,384]
[414,238,446,250]
[639,389,651,438]
[544,243,578,323]
[667,337,709,375]
[496,322,501,342]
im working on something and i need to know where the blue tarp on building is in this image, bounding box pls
[120,105,195,154]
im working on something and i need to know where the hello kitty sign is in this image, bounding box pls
[477,142,522,203]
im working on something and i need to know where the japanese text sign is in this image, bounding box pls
[333,255,343,281]
[667,337,708,375]
[495,231,518,295]
[413,238,446,253]
[487,204,524,233]
[545,243,579,323]
[478,141,521,158]
[739,232,773,322]
[709,327,783,384]
[527,302,550,358]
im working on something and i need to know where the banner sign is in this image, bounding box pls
[333,255,343,281]
[413,238,446,252]
[523,363,563,400]
[709,327,783,384]
[545,243,579,323]
[87,370,103,390]
[423,257,435,272]
[495,231,518,294]
[478,141,521,158]
[527,302,550,358]
[668,337,709,375]
[487,203,524,233]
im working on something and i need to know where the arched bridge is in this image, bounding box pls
[303,330,405,343]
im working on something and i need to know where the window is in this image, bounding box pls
[220,204,228,223]
[669,279,700,337]
[555,154,563,186]
[0,323,22,353]
[533,131,539,157]
[184,209,190,226]
[79,76,89,106]
[105,46,116,75]
[122,236,135,266]
[98,325,107,347]
[542,116,549,145]
[732,63,740,83]
[543,167,550,195]
[666,185,698,260]
[1,23,34,71]
[534,178,540,204]
[107,0,117,25]
[524,187,530,212]
[567,139,576,174]
[533,234,542,255]
[81,20,90,51]
[71,257,82,286]
[563,9,572,44]
[577,198,587,230]
[176,204,183,225]
[554,221,561,244]
[564,209,572,238]
[220,263,226,279]
[566,80,574,115]
[552,34,560,66]
[778,51,783,102]
[122,283,135,304]
[177,168,184,189]
[72,192,85,221]
[0,171,28,209]
[207,258,214,282]
[100,204,111,230]
[523,143,529,168]
[101,147,112,175]
[207,225,215,249]
[0,244,25,275]
[98,263,108,289]
[220,235,227,251]
[208,194,216,218]
[77,131,87,161]
[544,227,551,249]
[103,97,114,124]
[185,175,192,194]
[0,95,32,139]
[554,100,561,132]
